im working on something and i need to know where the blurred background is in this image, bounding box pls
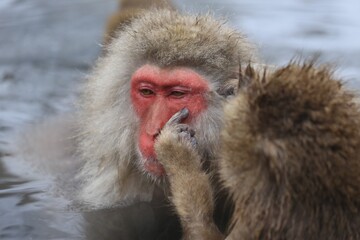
[0,0,359,239]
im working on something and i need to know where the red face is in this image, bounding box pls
[131,64,209,177]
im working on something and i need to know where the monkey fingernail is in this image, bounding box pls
[180,107,189,118]
[177,124,190,133]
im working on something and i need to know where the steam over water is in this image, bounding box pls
[0,0,359,239]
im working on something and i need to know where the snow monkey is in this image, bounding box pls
[77,8,258,216]
[156,61,360,239]
[104,0,175,45]
[11,4,258,239]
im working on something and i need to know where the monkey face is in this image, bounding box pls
[130,64,209,177]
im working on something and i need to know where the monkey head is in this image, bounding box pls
[77,9,257,207]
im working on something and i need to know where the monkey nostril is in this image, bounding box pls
[153,130,161,140]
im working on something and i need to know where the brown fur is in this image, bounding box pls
[158,61,360,239]
[222,61,360,239]
[155,123,224,240]
[104,0,175,45]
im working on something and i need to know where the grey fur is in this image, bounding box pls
[76,9,258,208]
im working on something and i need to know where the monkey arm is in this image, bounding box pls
[155,110,224,240]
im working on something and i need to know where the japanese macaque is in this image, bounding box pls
[9,7,259,239]
[104,0,175,45]
[157,61,360,239]
[77,8,258,212]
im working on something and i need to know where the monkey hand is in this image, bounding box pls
[155,108,202,177]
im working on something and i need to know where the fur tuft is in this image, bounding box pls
[221,61,360,239]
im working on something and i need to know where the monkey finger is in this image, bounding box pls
[178,129,198,148]
[177,125,196,137]
[178,130,192,139]
[190,137,198,148]
[165,108,189,127]
[175,124,190,133]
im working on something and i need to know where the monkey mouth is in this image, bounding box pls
[143,157,165,177]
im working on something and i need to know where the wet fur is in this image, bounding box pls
[158,61,360,239]
[222,61,360,239]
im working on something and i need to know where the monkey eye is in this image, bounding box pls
[170,91,186,98]
[139,89,155,96]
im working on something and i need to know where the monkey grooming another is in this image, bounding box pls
[157,61,360,239]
